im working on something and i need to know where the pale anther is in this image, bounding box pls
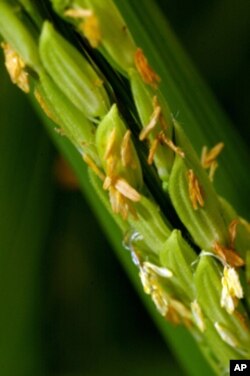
[187,169,204,210]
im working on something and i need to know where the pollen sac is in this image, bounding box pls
[201,142,224,181]
[219,197,250,262]
[39,21,110,120]
[0,1,41,70]
[139,262,170,316]
[138,260,192,323]
[96,104,142,187]
[194,256,250,353]
[51,0,137,74]
[1,43,30,93]
[191,300,206,332]
[95,104,143,218]
[168,123,229,252]
[214,322,239,348]
[134,48,160,88]
[220,266,243,314]
[129,68,175,184]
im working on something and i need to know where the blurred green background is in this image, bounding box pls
[0,1,249,375]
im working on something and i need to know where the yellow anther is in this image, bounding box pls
[143,262,173,278]
[104,140,141,218]
[83,154,105,181]
[147,138,159,165]
[139,265,153,294]
[166,306,180,324]
[121,130,137,168]
[134,48,160,88]
[228,219,239,250]
[191,300,206,332]
[187,169,204,210]
[201,142,224,181]
[147,132,184,165]
[139,96,184,164]
[139,260,191,323]
[214,322,239,348]
[104,128,117,160]
[166,300,192,326]
[171,299,192,320]
[213,242,244,268]
[115,178,141,202]
[64,7,101,48]
[1,42,29,93]
[103,173,140,220]
[64,8,93,18]
[139,104,161,141]
[151,290,169,316]
[96,105,142,220]
[208,161,218,182]
[221,265,243,314]
[234,311,249,331]
[34,89,59,124]
[213,219,244,267]
[159,132,185,158]
[139,262,170,316]
[201,142,224,167]
[81,14,101,48]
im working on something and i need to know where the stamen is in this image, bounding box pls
[234,311,249,330]
[134,48,160,88]
[64,7,101,47]
[221,265,243,314]
[214,322,238,348]
[166,305,180,324]
[208,161,218,181]
[34,89,59,124]
[139,96,184,164]
[152,290,169,316]
[201,142,224,181]
[64,8,93,18]
[159,132,185,158]
[187,169,204,210]
[115,178,141,202]
[103,175,112,190]
[139,264,169,316]
[121,130,136,168]
[228,219,239,250]
[106,156,117,179]
[191,300,206,332]
[81,14,101,48]
[147,138,159,165]
[143,262,173,278]
[104,128,117,159]
[139,104,161,140]
[201,143,224,167]
[166,300,192,326]
[83,154,105,180]
[1,42,29,93]
[213,242,244,268]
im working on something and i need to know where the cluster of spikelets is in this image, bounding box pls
[0,1,250,373]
